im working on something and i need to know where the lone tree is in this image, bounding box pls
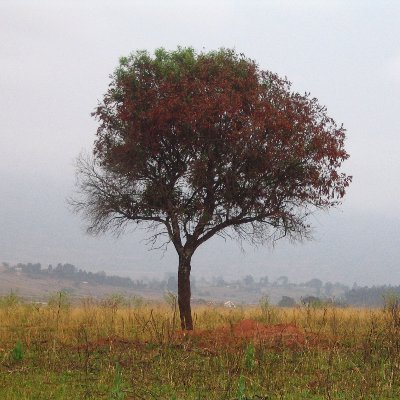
[72,48,351,330]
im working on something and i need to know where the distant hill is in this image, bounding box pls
[0,264,160,302]
[2,262,399,307]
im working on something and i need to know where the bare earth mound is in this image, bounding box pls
[69,319,323,355]
[177,319,321,351]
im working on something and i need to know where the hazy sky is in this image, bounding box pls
[1,1,399,285]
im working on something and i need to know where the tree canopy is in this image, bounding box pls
[72,47,351,329]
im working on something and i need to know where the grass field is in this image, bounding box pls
[1,293,400,399]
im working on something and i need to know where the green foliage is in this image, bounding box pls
[244,342,255,372]
[237,375,246,400]
[109,363,125,400]
[116,47,246,83]
[153,46,196,76]
[11,340,23,362]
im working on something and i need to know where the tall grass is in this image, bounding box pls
[0,293,400,399]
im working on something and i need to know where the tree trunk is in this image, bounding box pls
[178,253,193,330]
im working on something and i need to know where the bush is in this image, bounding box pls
[278,296,296,307]
[0,292,20,308]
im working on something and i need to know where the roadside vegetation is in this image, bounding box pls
[1,293,400,399]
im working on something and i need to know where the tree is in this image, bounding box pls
[301,296,323,307]
[278,296,296,307]
[243,275,255,286]
[167,275,178,292]
[324,281,334,297]
[275,275,289,286]
[71,47,351,330]
[305,278,323,295]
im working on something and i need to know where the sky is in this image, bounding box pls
[1,0,399,285]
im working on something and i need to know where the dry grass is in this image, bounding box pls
[1,293,400,399]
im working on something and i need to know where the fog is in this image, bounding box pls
[1,1,399,285]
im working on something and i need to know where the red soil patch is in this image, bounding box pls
[70,320,323,353]
[177,319,320,350]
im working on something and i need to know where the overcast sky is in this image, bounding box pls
[1,0,399,285]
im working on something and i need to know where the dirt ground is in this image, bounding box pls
[176,319,323,351]
[70,319,323,355]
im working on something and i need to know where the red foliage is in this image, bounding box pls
[90,48,351,249]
